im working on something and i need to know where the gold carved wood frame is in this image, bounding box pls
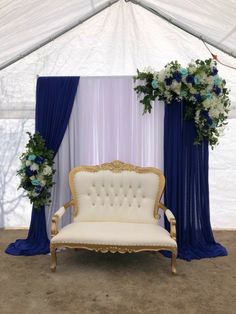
[50,160,177,274]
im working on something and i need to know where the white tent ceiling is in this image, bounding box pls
[0,0,235,118]
[0,0,236,67]
[138,0,236,57]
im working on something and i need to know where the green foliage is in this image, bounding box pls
[134,59,231,148]
[17,132,55,209]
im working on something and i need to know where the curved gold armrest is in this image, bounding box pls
[51,200,74,238]
[159,202,176,241]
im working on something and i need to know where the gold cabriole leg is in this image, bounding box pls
[50,245,57,272]
[171,251,177,274]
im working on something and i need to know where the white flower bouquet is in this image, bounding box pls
[17,132,55,209]
[134,59,230,147]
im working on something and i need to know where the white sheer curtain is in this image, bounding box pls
[46,77,164,235]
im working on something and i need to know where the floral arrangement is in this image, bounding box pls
[134,59,230,147]
[17,132,55,209]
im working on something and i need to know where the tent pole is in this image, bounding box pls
[129,0,236,59]
[0,0,119,71]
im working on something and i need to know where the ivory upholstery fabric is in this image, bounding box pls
[55,206,66,219]
[50,164,177,274]
[73,170,159,224]
[165,209,175,222]
[51,222,176,247]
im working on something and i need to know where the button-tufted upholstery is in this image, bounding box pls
[73,170,159,224]
[50,161,177,273]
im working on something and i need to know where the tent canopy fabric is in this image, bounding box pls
[0,0,236,67]
[0,0,235,118]
[138,0,236,58]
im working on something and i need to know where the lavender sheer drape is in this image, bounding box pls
[46,77,164,235]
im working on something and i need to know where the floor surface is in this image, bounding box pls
[0,230,236,314]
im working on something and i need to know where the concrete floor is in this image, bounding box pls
[0,229,236,314]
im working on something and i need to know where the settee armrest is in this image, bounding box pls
[51,200,74,238]
[159,202,176,241]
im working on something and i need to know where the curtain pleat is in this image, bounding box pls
[5,77,79,256]
[164,100,227,260]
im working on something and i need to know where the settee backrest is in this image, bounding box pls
[69,161,165,224]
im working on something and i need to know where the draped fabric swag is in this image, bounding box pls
[5,77,79,256]
[164,100,227,260]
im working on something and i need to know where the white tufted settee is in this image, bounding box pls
[50,160,177,273]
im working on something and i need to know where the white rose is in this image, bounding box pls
[188,66,196,74]
[165,69,171,75]
[153,71,159,78]
[198,72,207,81]
[208,109,215,118]
[158,69,166,82]
[189,87,196,94]
[206,76,213,85]
[195,110,201,123]
[206,84,213,92]
[200,90,206,96]
[30,163,39,171]
[26,160,32,166]
[209,108,220,119]
[36,175,46,186]
[170,81,181,94]
[43,165,52,176]
[41,180,46,186]
[202,99,211,109]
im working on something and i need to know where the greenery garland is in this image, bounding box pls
[134,59,230,147]
[17,132,55,209]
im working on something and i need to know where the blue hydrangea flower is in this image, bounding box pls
[35,186,43,194]
[34,156,45,165]
[151,79,158,89]
[165,77,173,86]
[31,179,41,186]
[211,67,218,76]
[186,75,194,84]
[201,110,212,126]
[213,85,221,95]
[28,154,36,161]
[214,76,221,85]
[194,93,202,103]
[25,167,34,177]
[206,92,213,99]
[179,68,188,76]
[194,77,201,85]
[173,71,182,82]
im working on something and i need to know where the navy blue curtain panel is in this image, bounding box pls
[35,77,80,153]
[164,100,227,260]
[6,76,79,256]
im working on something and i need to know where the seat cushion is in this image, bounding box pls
[51,222,176,247]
